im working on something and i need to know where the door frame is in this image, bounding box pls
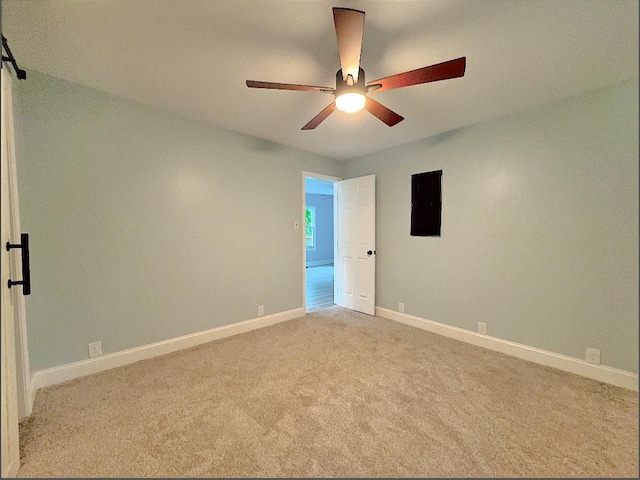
[301,171,341,314]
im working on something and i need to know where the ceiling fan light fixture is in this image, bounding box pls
[335,91,366,113]
[245,7,466,130]
[334,67,366,113]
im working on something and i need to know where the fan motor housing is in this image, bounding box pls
[335,68,366,97]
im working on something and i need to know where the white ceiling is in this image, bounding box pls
[2,0,638,161]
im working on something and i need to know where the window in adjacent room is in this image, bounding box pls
[305,205,316,249]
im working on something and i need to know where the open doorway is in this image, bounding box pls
[302,172,340,313]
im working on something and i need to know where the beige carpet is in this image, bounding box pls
[18,307,638,478]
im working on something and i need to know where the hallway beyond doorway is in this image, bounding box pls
[306,265,334,312]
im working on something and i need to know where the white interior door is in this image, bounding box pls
[1,65,22,478]
[335,175,376,315]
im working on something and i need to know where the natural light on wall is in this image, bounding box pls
[335,92,366,113]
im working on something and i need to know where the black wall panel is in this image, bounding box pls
[411,170,442,236]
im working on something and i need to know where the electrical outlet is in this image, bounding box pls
[294,221,300,230]
[586,347,601,365]
[478,322,487,335]
[258,305,264,316]
[398,302,405,313]
[88,341,102,358]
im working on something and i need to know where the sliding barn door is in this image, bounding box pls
[335,175,376,315]
[1,65,21,478]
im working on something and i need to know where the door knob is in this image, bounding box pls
[367,250,376,256]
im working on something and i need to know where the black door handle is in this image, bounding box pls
[6,233,31,295]
[367,250,376,256]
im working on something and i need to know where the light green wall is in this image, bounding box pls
[13,71,343,371]
[345,80,639,373]
[14,71,639,374]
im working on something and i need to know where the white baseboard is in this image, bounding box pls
[2,458,19,478]
[29,305,638,408]
[306,260,334,267]
[30,307,304,404]
[376,307,638,392]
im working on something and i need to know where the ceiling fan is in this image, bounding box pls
[246,7,466,130]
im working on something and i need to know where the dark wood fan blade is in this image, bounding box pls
[246,80,334,93]
[332,7,365,82]
[365,97,404,127]
[302,102,336,130]
[367,57,466,93]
